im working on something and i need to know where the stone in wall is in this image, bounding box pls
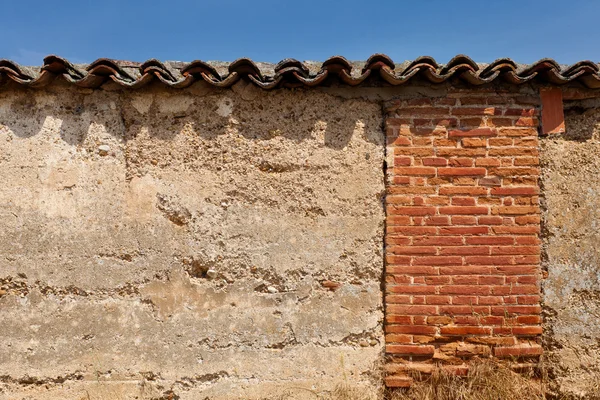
[541,98,600,399]
[0,81,385,400]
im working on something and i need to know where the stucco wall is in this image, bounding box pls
[541,98,600,399]
[0,81,385,400]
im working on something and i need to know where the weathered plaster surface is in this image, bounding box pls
[0,81,385,399]
[541,101,600,398]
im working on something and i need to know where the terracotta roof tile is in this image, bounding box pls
[1,54,599,90]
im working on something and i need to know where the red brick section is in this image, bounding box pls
[384,92,542,388]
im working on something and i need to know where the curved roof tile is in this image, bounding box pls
[1,54,599,90]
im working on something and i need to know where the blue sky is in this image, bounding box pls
[2,0,599,66]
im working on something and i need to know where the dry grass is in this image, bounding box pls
[387,361,545,400]
[270,361,600,400]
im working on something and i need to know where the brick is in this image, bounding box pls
[424,216,451,226]
[385,334,412,343]
[438,226,489,235]
[504,108,538,117]
[394,156,412,166]
[490,187,539,196]
[513,138,539,146]
[390,176,411,185]
[387,216,412,226]
[386,295,412,304]
[498,127,538,137]
[512,326,542,336]
[459,117,486,127]
[413,256,462,266]
[388,246,437,255]
[478,297,504,305]
[451,295,479,304]
[394,147,436,156]
[425,276,452,285]
[479,177,502,186]
[387,265,437,275]
[387,305,439,315]
[462,138,486,147]
[385,344,435,356]
[478,216,504,225]
[426,296,452,305]
[479,276,505,285]
[439,305,491,315]
[466,236,515,245]
[492,226,540,235]
[392,206,437,216]
[393,167,437,176]
[427,315,453,324]
[454,177,477,185]
[489,147,539,157]
[492,206,540,215]
[466,336,517,346]
[385,315,413,324]
[451,216,477,225]
[491,305,541,315]
[453,316,481,325]
[452,108,501,117]
[440,265,492,275]
[440,326,492,335]
[414,117,458,127]
[488,167,540,177]
[422,157,448,166]
[494,344,543,358]
[438,167,486,176]
[387,195,411,205]
[437,148,487,157]
[439,285,491,295]
[515,117,539,127]
[396,106,451,116]
[386,275,412,284]
[515,255,541,265]
[488,137,513,146]
[439,206,489,215]
[488,118,515,127]
[465,256,514,265]
[385,325,438,335]
[448,158,475,167]
[413,236,463,246]
[452,276,479,285]
[385,376,413,388]
[388,285,437,294]
[439,246,490,255]
[476,158,501,167]
[517,296,541,305]
[439,187,488,196]
[458,96,487,106]
[388,186,437,195]
[494,265,539,275]
[434,138,458,147]
[385,255,412,265]
[516,315,542,324]
[413,298,427,307]
[491,246,540,255]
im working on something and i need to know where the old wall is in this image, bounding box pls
[541,97,600,398]
[0,81,385,400]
